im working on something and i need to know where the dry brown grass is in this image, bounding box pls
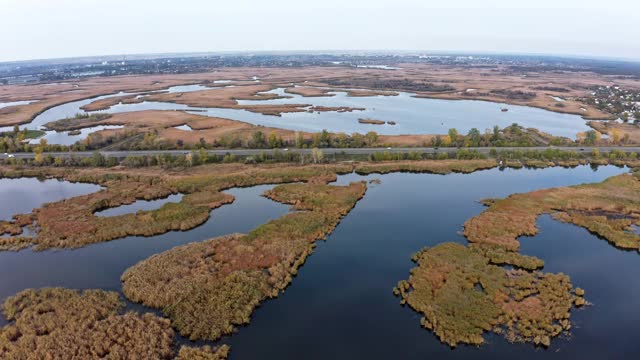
[121,181,367,341]
[284,86,335,97]
[144,84,312,116]
[81,94,143,111]
[345,89,399,97]
[355,159,497,175]
[0,288,175,359]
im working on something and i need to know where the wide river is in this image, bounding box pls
[1,85,593,145]
[0,165,638,358]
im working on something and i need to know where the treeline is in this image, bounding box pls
[104,123,564,150]
[0,127,47,153]
[3,147,640,170]
[89,128,383,151]
[532,86,571,93]
[2,148,309,169]
[0,123,623,155]
[431,123,569,148]
[488,89,537,100]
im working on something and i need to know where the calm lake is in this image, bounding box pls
[0,178,101,221]
[0,165,638,358]
[1,85,593,145]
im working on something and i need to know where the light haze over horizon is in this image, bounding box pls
[2,0,639,63]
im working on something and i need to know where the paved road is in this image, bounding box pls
[0,147,638,160]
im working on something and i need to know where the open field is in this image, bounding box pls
[80,94,144,111]
[44,110,312,147]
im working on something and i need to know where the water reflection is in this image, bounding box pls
[2,85,595,144]
[0,178,101,221]
[0,165,635,358]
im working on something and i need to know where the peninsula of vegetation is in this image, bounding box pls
[122,181,366,341]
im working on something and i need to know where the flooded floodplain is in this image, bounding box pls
[1,85,594,145]
[1,165,639,358]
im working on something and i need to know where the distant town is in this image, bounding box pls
[2,52,640,85]
[581,85,640,121]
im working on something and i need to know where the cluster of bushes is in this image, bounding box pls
[490,148,581,161]
[0,127,52,153]
[44,113,112,131]
[431,124,568,148]
[489,89,537,100]
[592,148,639,161]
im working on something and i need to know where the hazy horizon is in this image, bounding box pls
[3,0,639,63]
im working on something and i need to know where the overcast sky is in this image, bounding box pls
[2,0,639,62]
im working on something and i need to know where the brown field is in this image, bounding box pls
[284,86,335,97]
[143,84,314,116]
[80,94,144,111]
[2,63,634,130]
[344,89,399,97]
[45,110,315,146]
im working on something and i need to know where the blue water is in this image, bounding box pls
[0,178,101,221]
[0,166,637,359]
[1,85,595,145]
